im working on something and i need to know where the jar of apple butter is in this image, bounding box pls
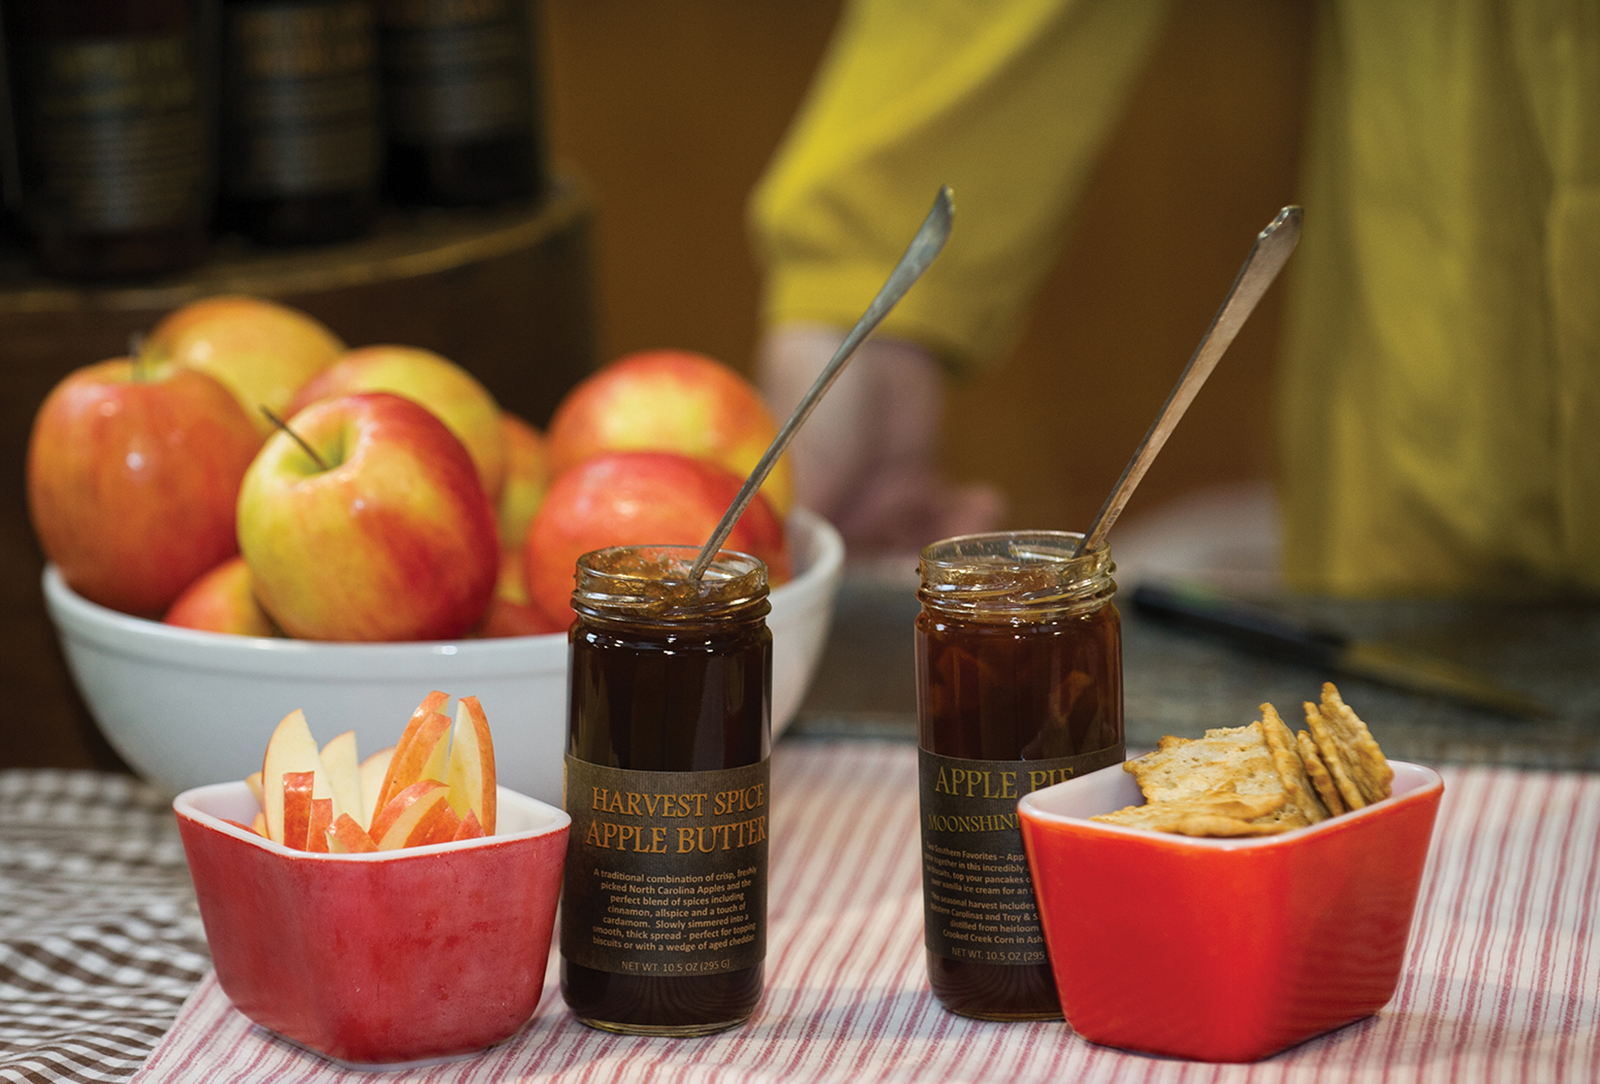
[561,545,771,1036]
[916,531,1123,1020]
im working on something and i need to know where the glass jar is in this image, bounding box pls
[560,545,771,1036]
[915,531,1124,1020]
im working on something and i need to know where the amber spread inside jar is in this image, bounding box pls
[916,532,1123,1020]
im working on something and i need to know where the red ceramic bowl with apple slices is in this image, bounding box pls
[175,780,569,1068]
[1017,759,1443,1063]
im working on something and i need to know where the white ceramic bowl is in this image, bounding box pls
[45,509,844,805]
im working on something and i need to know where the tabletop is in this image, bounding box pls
[3,572,1598,1082]
[3,738,1597,1084]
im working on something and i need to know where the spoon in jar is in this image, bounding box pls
[1074,205,1303,557]
[688,185,956,580]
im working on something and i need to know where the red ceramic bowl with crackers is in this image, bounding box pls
[175,780,569,1068]
[1018,757,1443,1063]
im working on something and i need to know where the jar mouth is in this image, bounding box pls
[574,545,770,621]
[918,531,1115,617]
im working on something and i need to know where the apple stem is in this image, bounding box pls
[260,407,331,471]
[128,332,147,382]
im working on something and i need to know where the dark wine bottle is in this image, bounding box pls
[377,0,545,207]
[218,0,380,245]
[2,0,210,279]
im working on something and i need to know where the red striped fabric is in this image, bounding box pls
[135,742,1600,1083]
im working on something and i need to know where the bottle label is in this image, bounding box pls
[562,756,769,977]
[222,1,380,196]
[378,0,532,141]
[19,34,205,232]
[918,745,1123,964]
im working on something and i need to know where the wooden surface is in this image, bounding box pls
[1,182,597,770]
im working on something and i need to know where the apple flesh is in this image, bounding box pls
[144,295,345,436]
[444,696,496,834]
[523,450,791,625]
[164,556,279,636]
[27,358,263,616]
[289,345,507,499]
[261,708,337,845]
[546,349,793,515]
[237,393,499,642]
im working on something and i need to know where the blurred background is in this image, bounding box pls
[0,0,1310,767]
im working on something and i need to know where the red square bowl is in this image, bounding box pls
[175,781,570,1068]
[1018,759,1442,1063]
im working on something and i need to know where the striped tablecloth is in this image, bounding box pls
[125,740,1598,1084]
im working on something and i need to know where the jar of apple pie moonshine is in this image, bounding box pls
[561,545,771,1035]
[916,531,1123,1019]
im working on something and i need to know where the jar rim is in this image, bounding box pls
[918,531,1114,618]
[574,545,770,621]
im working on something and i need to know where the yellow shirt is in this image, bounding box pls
[751,0,1600,596]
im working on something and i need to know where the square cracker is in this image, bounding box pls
[1257,703,1329,827]
[1092,786,1290,837]
[1315,683,1393,804]
[1297,728,1347,816]
[1124,723,1285,806]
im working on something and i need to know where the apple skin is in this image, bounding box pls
[481,549,564,637]
[145,295,345,436]
[164,555,280,636]
[495,411,550,551]
[289,345,506,500]
[27,358,264,616]
[237,392,498,642]
[546,349,793,515]
[523,450,791,625]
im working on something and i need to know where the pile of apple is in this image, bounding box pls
[243,691,495,851]
[25,294,794,641]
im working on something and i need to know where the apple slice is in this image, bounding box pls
[245,771,263,807]
[327,813,378,853]
[261,708,333,845]
[251,811,267,836]
[445,695,496,835]
[370,692,449,813]
[370,780,458,849]
[305,797,334,853]
[318,731,362,826]
[357,746,395,831]
[281,770,316,850]
[452,809,486,841]
[371,711,451,815]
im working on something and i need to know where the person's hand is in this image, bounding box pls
[757,323,1005,557]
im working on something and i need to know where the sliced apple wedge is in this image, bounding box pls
[282,770,316,850]
[445,695,496,835]
[357,746,395,831]
[452,809,486,841]
[305,797,335,853]
[251,811,267,836]
[261,708,337,845]
[245,771,263,807]
[370,780,458,849]
[371,693,451,812]
[319,730,363,829]
[371,711,452,814]
[327,813,378,853]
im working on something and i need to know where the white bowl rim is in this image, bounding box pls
[174,779,571,861]
[1018,758,1443,851]
[44,507,844,679]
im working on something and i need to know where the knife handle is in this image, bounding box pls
[1130,581,1346,668]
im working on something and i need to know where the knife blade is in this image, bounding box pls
[1130,580,1557,720]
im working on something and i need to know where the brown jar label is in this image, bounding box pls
[918,745,1123,964]
[562,756,769,977]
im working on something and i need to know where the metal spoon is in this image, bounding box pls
[1075,205,1303,556]
[689,185,956,579]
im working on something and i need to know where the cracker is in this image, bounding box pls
[1125,723,1284,805]
[1257,703,1329,827]
[1303,699,1367,810]
[1297,728,1346,815]
[1317,683,1393,803]
[1092,786,1291,837]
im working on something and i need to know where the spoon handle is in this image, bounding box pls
[1077,205,1302,556]
[690,185,956,580]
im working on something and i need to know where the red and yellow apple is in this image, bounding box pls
[145,295,345,435]
[290,345,507,499]
[523,450,791,625]
[495,411,550,551]
[164,556,279,636]
[479,549,564,637]
[237,393,498,642]
[545,349,793,515]
[27,357,263,616]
